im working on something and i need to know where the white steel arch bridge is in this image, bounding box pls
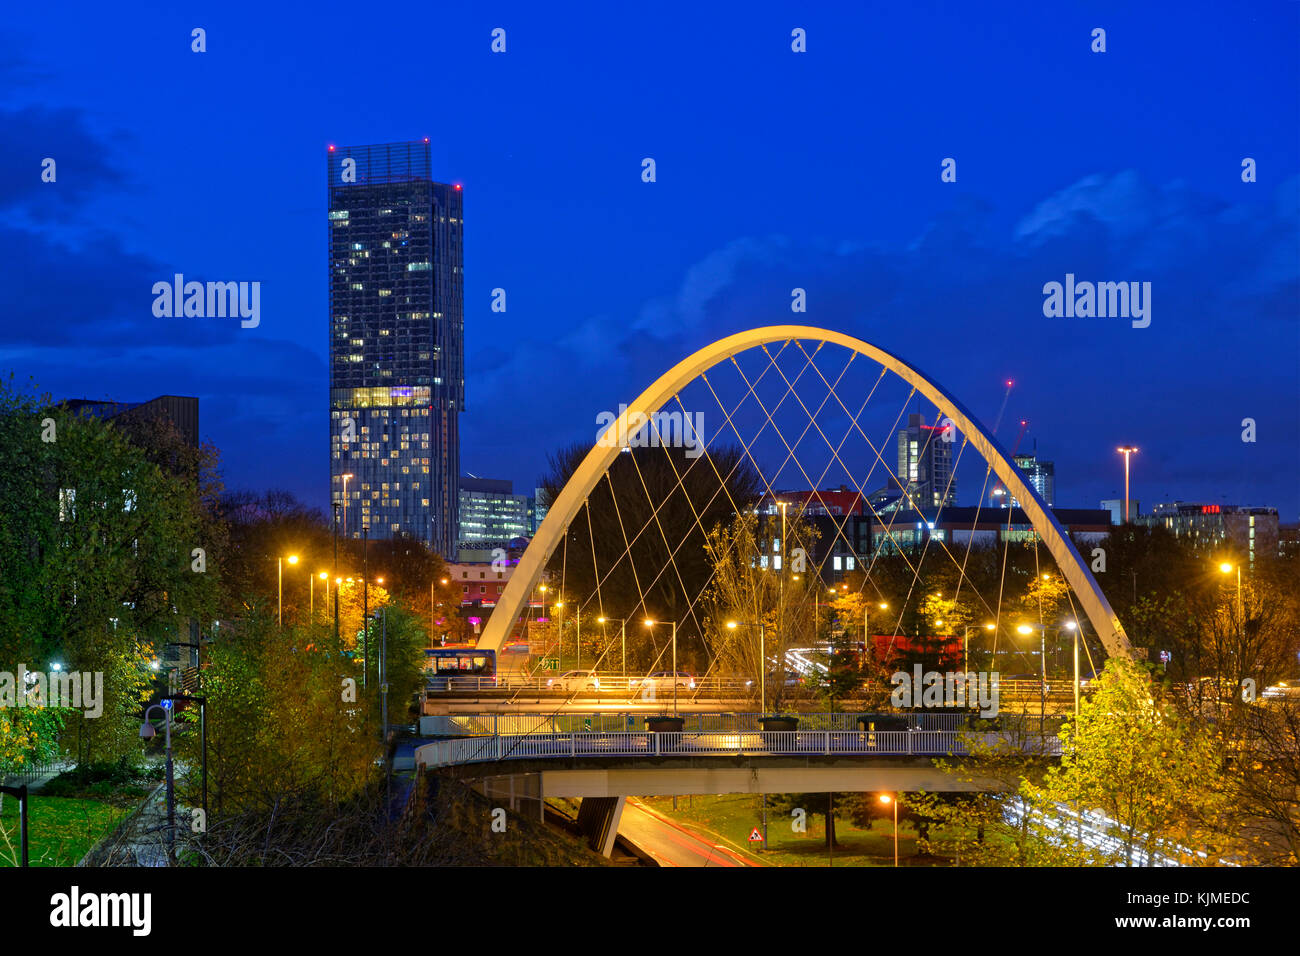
[477,325,1132,668]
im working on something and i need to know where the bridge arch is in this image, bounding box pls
[479,325,1132,659]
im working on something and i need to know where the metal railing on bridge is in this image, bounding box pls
[416,729,1063,769]
[423,674,1072,699]
[418,710,1064,736]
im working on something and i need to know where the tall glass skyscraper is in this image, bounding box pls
[327,141,463,555]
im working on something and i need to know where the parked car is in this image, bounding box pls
[548,670,600,693]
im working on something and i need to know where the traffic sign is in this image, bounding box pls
[748,828,763,843]
[540,658,559,670]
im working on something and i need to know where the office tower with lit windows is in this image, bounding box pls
[896,413,955,507]
[327,140,464,555]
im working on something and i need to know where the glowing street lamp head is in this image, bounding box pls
[538,585,548,593]
[1219,562,1234,574]
[287,555,299,565]
[1017,624,1034,635]
[597,617,607,624]
[319,572,327,580]
[879,603,889,610]
[1064,621,1078,631]
[643,619,655,627]
[726,621,738,629]
[879,794,892,805]
[441,578,449,584]
[984,623,996,631]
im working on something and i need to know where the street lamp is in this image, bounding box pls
[554,601,565,667]
[727,620,767,715]
[1017,622,1047,718]
[866,601,888,648]
[597,617,628,678]
[644,619,678,715]
[1116,447,1138,523]
[277,554,299,628]
[1218,561,1243,622]
[880,793,898,867]
[312,571,328,623]
[140,703,176,862]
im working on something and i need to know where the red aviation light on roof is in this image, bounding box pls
[328,144,335,151]
[454,184,462,190]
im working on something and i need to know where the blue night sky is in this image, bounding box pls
[1,1,1297,519]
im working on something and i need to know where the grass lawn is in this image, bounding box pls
[639,794,960,867]
[0,794,128,867]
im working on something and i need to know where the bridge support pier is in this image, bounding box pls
[576,795,626,858]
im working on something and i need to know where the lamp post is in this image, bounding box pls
[1017,623,1047,719]
[277,554,299,628]
[554,601,565,668]
[865,601,888,655]
[314,572,328,624]
[880,793,898,867]
[140,703,176,863]
[1064,620,1079,719]
[434,577,449,646]
[1116,447,1138,523]
[1219,561,1243,622]
[644,619,678,715]
[597,617,628,679]
[727,620,768,715]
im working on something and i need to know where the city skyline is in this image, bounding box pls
[0,3,1295,524]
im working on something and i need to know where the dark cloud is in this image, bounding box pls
[0,106,125,217]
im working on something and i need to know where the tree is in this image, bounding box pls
[808,625,863,712]
[538,441,762,666]
[1023,657,1237,866]
[0,379,221,772]
[700,510,821,710]
[905,715,1081,866]
[767,791,843,848]
[1223,700,1300,864]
